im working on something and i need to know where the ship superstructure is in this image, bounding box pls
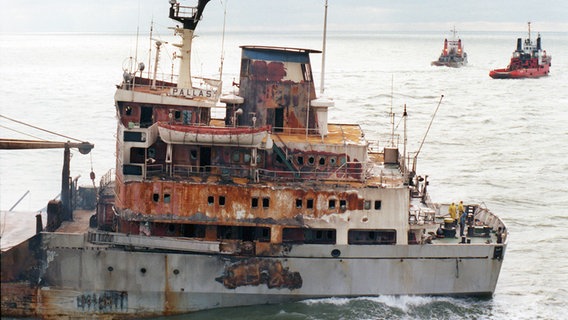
[1,1,508,318]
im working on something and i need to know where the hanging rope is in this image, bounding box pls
[0,114,83,142]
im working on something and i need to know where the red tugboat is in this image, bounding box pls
[489,22,551,79]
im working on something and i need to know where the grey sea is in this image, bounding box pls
[1,28,567,319]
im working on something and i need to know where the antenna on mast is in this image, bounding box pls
[219,0,228,81]
[390,75,395,147]
[320,0,329,95]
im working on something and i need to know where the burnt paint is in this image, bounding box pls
[216,258,302,290]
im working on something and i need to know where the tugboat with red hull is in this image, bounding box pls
[490,22,551,79]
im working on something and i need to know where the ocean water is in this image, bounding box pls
[1,29,568,319]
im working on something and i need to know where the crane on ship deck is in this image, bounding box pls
[0,134,94,222]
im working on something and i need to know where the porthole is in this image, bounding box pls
[107,266,114,272]
[329,157,337,166]
[331,249,341,257]
[140,268,147,274]
[319,157,326,165]
[308,156,315,165]
[173,269,180,275]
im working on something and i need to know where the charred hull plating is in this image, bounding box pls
[1,1,507,318]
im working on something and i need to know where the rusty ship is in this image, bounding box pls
[1,1,508,318]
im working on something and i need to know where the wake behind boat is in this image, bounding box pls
[489,22,551,79]
[1,1,508,318]
[431,27,467,68]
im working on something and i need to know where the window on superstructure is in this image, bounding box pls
[308,156,315,166]
[364,200,371,210]
[174,110,182,121]
[319,157,326,165]
[262,197,270,208]
[190,150,197,160]
[305,229,336,244]
[329,157,337,166]
[296,199,302,208]
[340,200,347,210]
[251,197,259,208]
[219,196,226,206]
[297,156,304,165]
[207,196,214,205]
[307,198,314,209]
[328,199,336,209]
[164,193,171,204]
[243,153,251,163]
[374,200,382,210]
[301,64,312,82]
[348,229,396,245]
[153,193,160,202]
[232,151,241,163]
[125,106,133,116]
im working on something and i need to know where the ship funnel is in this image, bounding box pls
[516,38,522,51]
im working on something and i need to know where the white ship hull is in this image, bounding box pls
[2,231,505,318]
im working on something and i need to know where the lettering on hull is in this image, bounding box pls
[76,291,128,312]
[216,258,302,290]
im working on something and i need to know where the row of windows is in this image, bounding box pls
[161,223,396,245]
[152,193,382,211]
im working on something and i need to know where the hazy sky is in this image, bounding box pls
[1,0,567,34]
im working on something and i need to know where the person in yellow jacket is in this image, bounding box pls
[458,201,465,215]
[448,202,457,221]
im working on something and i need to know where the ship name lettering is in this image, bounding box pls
[170,87,213,98]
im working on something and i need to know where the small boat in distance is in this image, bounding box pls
[431,27,467,68]
[489,22,551,79]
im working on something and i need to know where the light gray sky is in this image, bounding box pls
[1,0,567,34]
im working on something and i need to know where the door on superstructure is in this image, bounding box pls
[274,107,284,132]
[200,147,211,172]
[141,106,153,128]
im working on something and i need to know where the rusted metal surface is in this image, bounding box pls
[216,258,302,290]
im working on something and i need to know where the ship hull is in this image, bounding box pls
[489,66,550,79]
[1,232,506,319]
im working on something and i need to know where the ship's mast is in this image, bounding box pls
[320,0,329,95]
[168,0,211,89]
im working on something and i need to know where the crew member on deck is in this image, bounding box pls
[448,202,457,222]
[458,201,464,216]
[459,210,467,237]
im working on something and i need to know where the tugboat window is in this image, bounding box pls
[153,193,160,202]
[296,199,302,208]
[340,200,347,210]
[319,157,326,165]
[219,196,226,206]
[297,156,304,165]
[307,199,314,209]
[364,200,371,210]
[207,196,214,205]
[164,193,171,203]
[251,197,259,208]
